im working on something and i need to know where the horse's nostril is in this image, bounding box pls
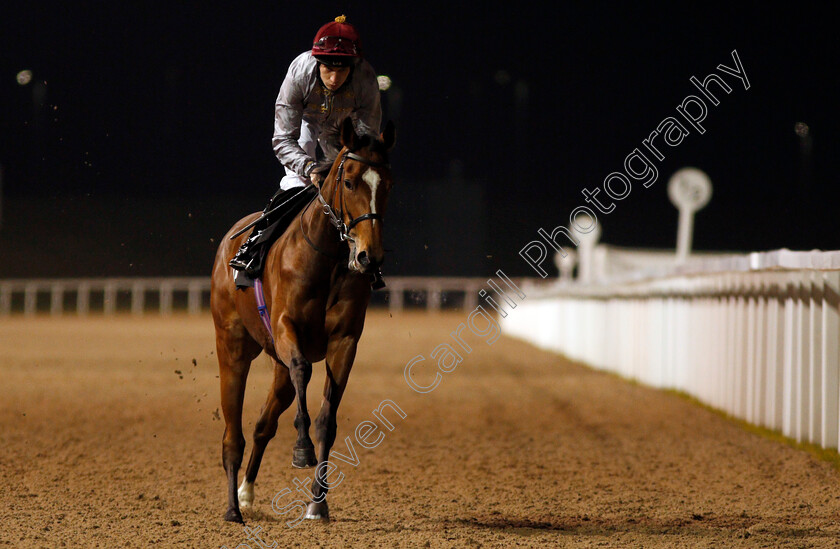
[357,251,370,267]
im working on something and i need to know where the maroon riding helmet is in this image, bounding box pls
[312,15,361,67]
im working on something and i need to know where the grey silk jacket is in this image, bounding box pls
[272,51,382,177]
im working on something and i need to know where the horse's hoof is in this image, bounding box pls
[292,446,317,468]
[223,507,244,523]
[304,501,329,521]
[238,480,254,508]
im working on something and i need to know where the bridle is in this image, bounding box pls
[301,149,390,258]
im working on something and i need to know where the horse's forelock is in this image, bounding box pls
[363,135,389,162]
[344,134,388,164]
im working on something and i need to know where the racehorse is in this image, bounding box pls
[210,116,396,523]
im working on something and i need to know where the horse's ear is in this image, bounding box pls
[340,117,360,151]
[381,120,396,150]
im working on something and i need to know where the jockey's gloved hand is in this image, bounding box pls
[308,159,332,188]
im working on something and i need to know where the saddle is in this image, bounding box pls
[231,185,318,288]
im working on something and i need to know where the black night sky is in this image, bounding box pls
[1,3,837,278]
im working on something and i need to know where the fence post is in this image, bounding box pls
[725,275,738,416]
[24,283,37,316]
[77,282,90,316]
[50,282,64,316]
[103,282,117,315]
[808,271,823,444]
[388,283,404,313]
[753,281,767,426]
[766,280,786,431]
[795,273,811,443]
[822,271,840,449]
[0,283,11,316]
[428,284,442,313]
[745,280,758,424]
[131,281,145,315]
[714,279,726,411]
[188,281,202,315]
[464,284,480,311]
[781,275,797,438]
[734,276,748,419]
[160,281,173,315]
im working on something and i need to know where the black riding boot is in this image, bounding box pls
[228,228,265,276]
[228,187,285,275]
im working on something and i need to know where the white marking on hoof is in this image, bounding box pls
[238,479,254,508]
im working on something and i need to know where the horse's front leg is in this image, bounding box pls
[238,360,296,510]
[290,352,317,468]
[306,335,359,520]
[276,320,317,469]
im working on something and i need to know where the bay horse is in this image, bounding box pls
[210,117,396,523]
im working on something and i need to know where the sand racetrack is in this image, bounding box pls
[2,311,840,548]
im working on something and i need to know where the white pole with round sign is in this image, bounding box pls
[668,168,712,264]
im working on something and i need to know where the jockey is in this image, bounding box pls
[229,15,383,283]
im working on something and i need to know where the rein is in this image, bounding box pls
[301,149,389,258]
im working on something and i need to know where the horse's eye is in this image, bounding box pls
[344,179,353,190]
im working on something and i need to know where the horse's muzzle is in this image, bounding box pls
[354,250,382,273]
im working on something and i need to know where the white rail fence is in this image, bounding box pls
[504,249,840,451]
[0,276,491,317]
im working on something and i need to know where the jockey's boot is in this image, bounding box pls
[229,189,281,275]
[229,229,264,276]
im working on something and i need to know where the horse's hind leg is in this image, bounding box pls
[238,360,296,509]
[216,322,261,523]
